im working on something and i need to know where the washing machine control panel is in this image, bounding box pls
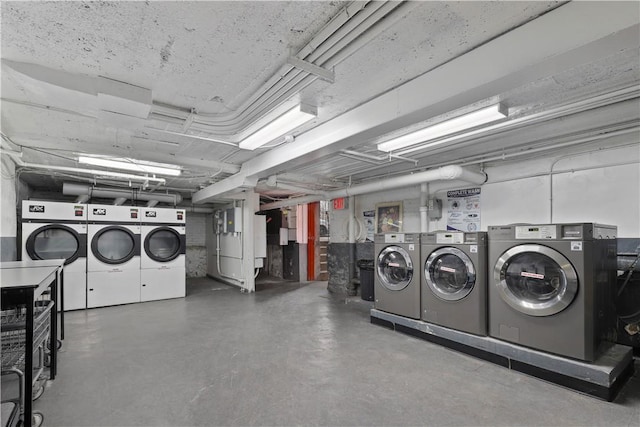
[436,232,464,244]
[384,233,406,243]
[515,225,557,239]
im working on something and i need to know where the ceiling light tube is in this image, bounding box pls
[78,156,182,176]
[239,104,317,150]
[377,103,508,152]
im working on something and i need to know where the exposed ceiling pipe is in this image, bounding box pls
[149,1,417,137]
[75,195,90,204]
[259,165,486,210]
[1,148,167,184]
[146,200,159,208]
[258,177,326,195]
[179,206,215,214]
[113,197,127,206]
[63,182,182,205]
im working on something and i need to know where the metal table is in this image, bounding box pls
[1,260,66,340]
[1,264,61,427]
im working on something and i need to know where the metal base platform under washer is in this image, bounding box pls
[370,309,634,401]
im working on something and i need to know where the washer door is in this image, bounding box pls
[377,246,413,291]
[91,226,139,265]
[425,247,475,301]
[26,224,86,265]
[494,244,578,316]
[144,227,185,262]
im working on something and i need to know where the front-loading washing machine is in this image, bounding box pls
[21,200,88,310]
[87,204,141,308]
[421,231,487,335]
[488,223,618,361]
[140,207,186,302]
[374,233,421,319]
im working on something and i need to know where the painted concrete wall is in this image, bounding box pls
[331,144,639,240]
[186,212,207,278]
[1,157,17,261]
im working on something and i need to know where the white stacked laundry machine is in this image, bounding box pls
[140,207,186,302]
[21,200,88,310]
[87,204,141,308]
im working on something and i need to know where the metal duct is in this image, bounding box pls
[63,182,182,205]
[180,206,215,214]
[259,165,486,210]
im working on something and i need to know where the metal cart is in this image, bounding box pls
[1,300,53,427]
[1,264,60,427]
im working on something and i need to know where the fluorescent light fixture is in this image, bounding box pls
[239,103,317,150]
[377,103,508,152]
[78,156,182,176]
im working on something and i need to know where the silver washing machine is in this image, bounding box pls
[421,231,487,336]
[374,233,421,319]
[488,223,618,361]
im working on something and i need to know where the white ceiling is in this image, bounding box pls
[1,1,639,206]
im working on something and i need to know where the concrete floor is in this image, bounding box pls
[24,277,640,426]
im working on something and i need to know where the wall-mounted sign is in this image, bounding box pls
[447,188,481,232]
[363,210,375,242]
[333,197,346,210]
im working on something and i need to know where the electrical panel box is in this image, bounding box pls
[224,207,243,233]
[427,198,443,220]
[279,228,288,245]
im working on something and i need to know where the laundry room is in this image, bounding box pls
[1,1,640,426]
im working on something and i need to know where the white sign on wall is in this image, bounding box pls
[447,188,481,232]
[363,210,375,241]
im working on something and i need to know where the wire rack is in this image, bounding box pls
[1,300,54,370]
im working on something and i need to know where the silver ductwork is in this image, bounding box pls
[63,182,182,205]
[259,165,487,211]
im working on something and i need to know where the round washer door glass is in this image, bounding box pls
[377,246,413,291]
[28,225,79,264]
[425,247,475,301]
[494,244,578,316]
[93,227,135,264]
[145,228,181,262]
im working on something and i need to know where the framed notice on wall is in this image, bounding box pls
[447,188,481,232]
[375,201,402,234]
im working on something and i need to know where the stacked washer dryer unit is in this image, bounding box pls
[140,207,186,302]
[488,223,618,361]
[21,200,88,310]
[374,233,421,319]
[87,204,141,308]
[421,231,488,335]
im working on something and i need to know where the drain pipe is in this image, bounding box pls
[420,183,429,233]
[259,165,487,210]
